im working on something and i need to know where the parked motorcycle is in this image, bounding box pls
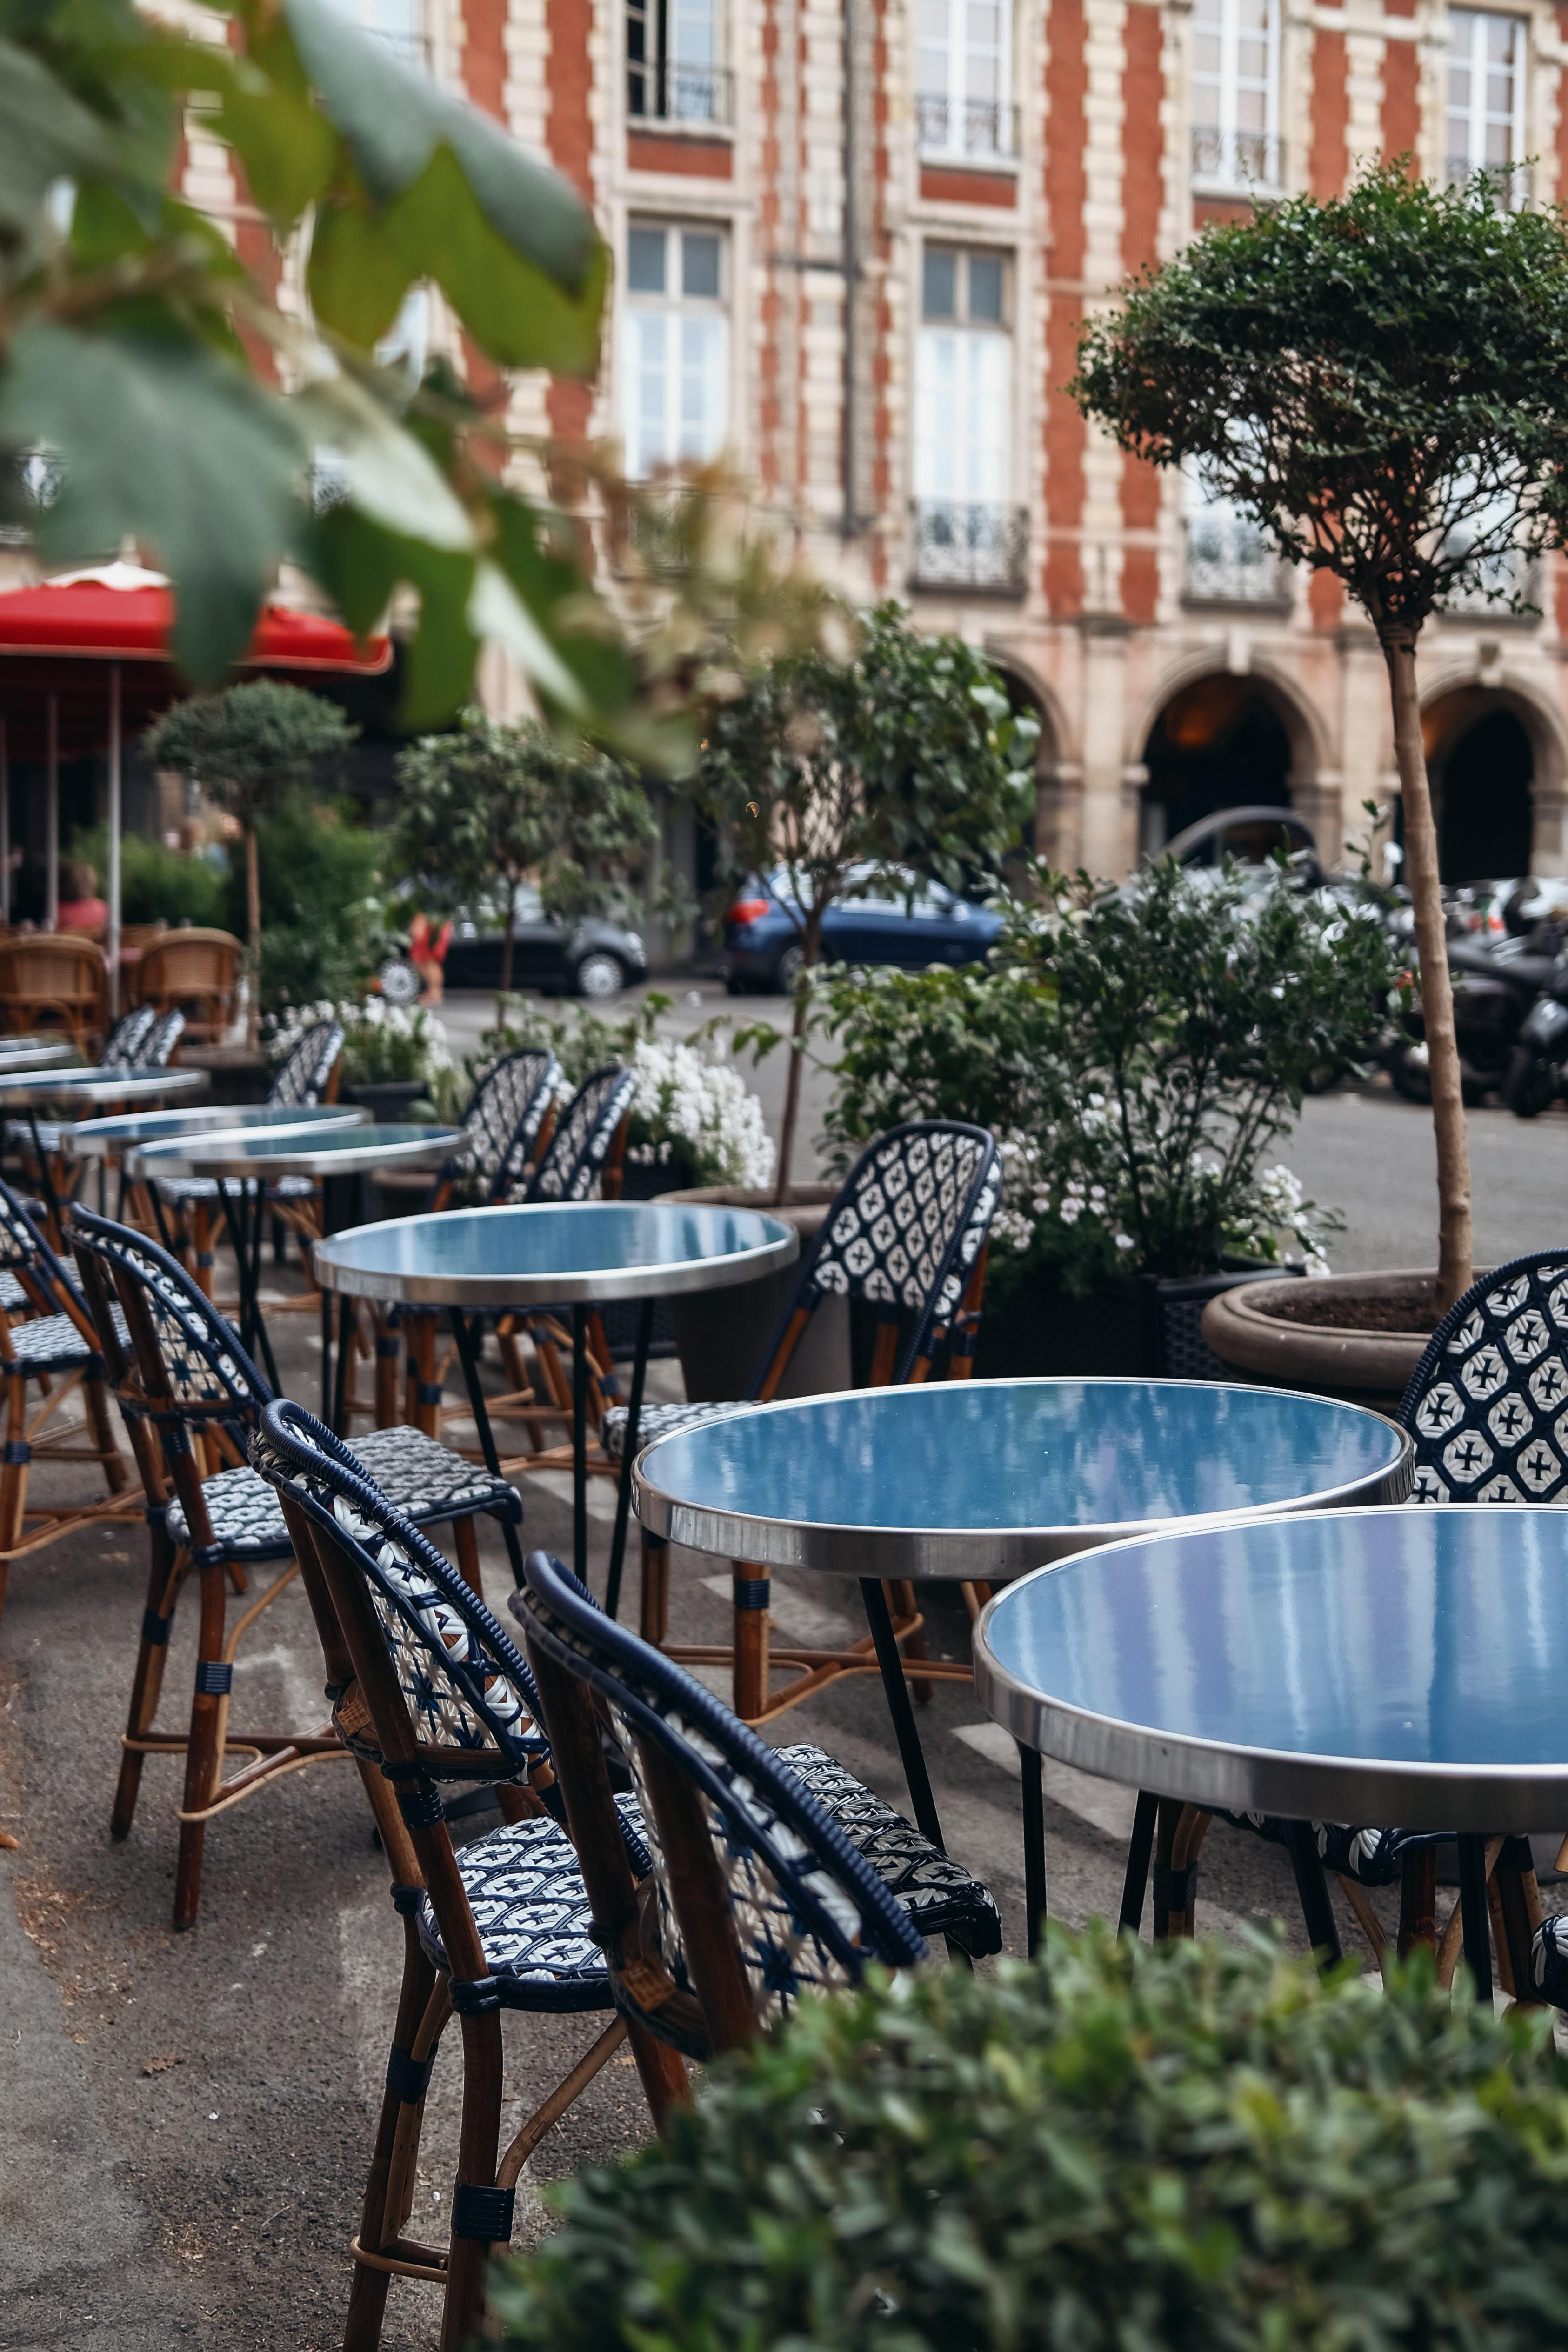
[1506,947,1568,1114]
[1384,931,1558,1106]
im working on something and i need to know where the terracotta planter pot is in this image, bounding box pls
[654,1183,841,1403]
[1200,1267,1450,1410]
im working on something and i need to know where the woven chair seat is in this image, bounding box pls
[5,1119,67,1155]
[167,1424,520,1566]
[1215,1812,1430,1889]
[0,1268,29,1313]
[777,1743,1003,1952]
[155,1173,316,1203]
[415,1797,647,2013]
[1530,1912,1568,2004]
[4,1302,127,1372]
[601,1396,750,1460]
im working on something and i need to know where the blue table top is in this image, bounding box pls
[64,1102,366,1154]
[974,1503,1568,1832]
[126,1122,459,1179]
[631,1377,1412,1580]
[313,1199,800,1307]
[0,1065,209,1105]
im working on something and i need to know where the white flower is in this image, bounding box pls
[1059,1198,1081,1226]
[1114,1231,1135,1251]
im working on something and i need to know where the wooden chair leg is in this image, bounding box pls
[625,2021,690,2128]
[343,1919,442,2352]
[640,1533,669,1646]
[408,1313,441,1440]
[111,1524,184,1839]
[731,1564,770,1721]
[1151,1796,1184,1939]
[1397,1846,1439,1960]
[83,1371,127,1493]
[0,1365,30,1609]
[373,1313,400,1433]
[451,1514,484,1604]
[173,1563,228,1932]
[440,2009,506,2352]
[191,1201,216,1300]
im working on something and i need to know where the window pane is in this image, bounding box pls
[682,231,721,298]
[967,252,1004,322]
[967,1,999,46]
[923,248,957,318]
[627,227,666,293]
[919,0,948,36]
[670,0,716,64]
[628,310,670,476]
[1193,34,1222,76]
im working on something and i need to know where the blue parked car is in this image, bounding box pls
[723,866,1004,994]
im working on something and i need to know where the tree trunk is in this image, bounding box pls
[1381,627,1473,1314]
[772,916,818,1209]
[498,887,517,1022]
[244,820,261,1054]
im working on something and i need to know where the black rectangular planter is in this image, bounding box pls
[973,1260,1305,1382]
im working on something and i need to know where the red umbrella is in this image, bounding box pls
[0,566,392,1012]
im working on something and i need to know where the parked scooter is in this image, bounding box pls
[1506,946,1568,1114]
[1385,931,1557,1105]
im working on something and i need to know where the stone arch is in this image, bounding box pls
[981,647,1077,866]
[1415,667,1568,881]
[1131,655,1329,862]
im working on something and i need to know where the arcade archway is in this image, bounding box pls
[1139,673,1294,860]
[1421,688,1535,884]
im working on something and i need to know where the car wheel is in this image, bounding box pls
[1506,1043,1558,1118]
[574,951,627,1001]
[772,942,805,996]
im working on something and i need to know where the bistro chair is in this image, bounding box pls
[0,1174,134,1622]
[0,932,103,1051]
[513,1541,1001,2052]
[248,1397,690,2352]
[603,1119,1002,1724]
[145,1016,345,1300]
[1148,1250,1568,1992]
[68,1203,525,1930]
[133,927,241,1044]
[13,1006,186,1231]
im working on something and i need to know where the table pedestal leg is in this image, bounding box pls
[219,1178,280,1392]
[333,1296,352,1438]
[320,1279,333,1424]
[1283,1820,1343,1970]
[1118,1790,1159,1936]
[1020,1743,1046,1960]
[859,1577,944,1855]
[604,1298,653,1622]
[27,1109,61,1244]
[449,1308,527,1589]
[571,1303,588,1589]
[1456,1832,1494,2004]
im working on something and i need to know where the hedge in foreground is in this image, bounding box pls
[487,1924,1568,2352]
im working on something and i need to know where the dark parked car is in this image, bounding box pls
[441,882,647,999]
[723,866,1004,994]
[1160,805,1322,882]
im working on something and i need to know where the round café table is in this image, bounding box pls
[0,1038,76,1072]
[61,1101,367,1216]
[974,1501,1568,1998]
[0,1063,211,1233]
[633,1377,1412,1882]
[316,1200,799,1590]
[127,1123,460,1393]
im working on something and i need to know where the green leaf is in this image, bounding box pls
[219,76,338,225]
[0,38,121,261]
[291,377,475,551]
[307,192,417,348]
[309,506,478,726]
[0,320,306,682]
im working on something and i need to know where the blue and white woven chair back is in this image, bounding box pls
[268,1019,344,1109]
[68,1205,269,1417]
[101,1005,157,1070]
[767,1120,1002,1385]
[518,1547,926,2025]
[0,1171,75,1299]
[453,1048,559,1203]
[251,1398,547,1779]
[1398,1250,1568,1503]
[524,1064,634,1204]
[130,1007,186,1070]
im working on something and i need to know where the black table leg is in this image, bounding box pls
[1283,1820,1343,1969]
[1456,1832,1495,2004]
[1119,1790,1160,1936]
[96,1158,106,1215]
[332,1294,352,1439]
[604,1298,654,1622]
[859,1576,945,1854]
[148,1181,174,1253]
[218,1179,280,1389]
[571,1302,588,1588]
[27,1109,60,1239]
[320,1279,334,1426]
[1020,1742,1046,1959]
[449,1307,527,1589]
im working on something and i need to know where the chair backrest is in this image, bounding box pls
[1398,1250,1568,1502]
[67,1204,270,1428]
[101,1005,157,1069]
[129,1007,185,1069]
[267,1019,344,1109]
[523,1064,634,1203]
[450,1047,559,1203]
[0,1172,100,1346]
[514,1544,926,2054]
[748,1120,1002,1398]
[0,933,102,999]
[135,932,241,1033]
[250,1397,549,1786]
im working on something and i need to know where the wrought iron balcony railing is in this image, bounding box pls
[1182,509,1289,606]
[1190,125,1284,192]
[1441,154,1531,209]
[627,59,735,127]
[909,500,1029,596]
[915,94,1019,164]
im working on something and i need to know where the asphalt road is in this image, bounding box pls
[3,1001,1568,2348]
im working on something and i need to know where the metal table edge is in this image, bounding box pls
[312,1207,801,1306]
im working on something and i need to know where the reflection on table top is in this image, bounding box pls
[64,1102,367,1157]
[632,1376,1413,1581]
[0,1066,211,1107]
[974,1502,1568,1834]
[126,1122,460,1181]
[314,1199,800,1306]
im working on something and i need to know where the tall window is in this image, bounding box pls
[1447,11,1525,189]
[627,0,729,124]
[622,223,728,479]
[912,248,1024,591]
[916,0,1013,160]
[1191,0,1280,189]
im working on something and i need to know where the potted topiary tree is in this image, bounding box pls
[489,1924,1568,2352]
[1072,163,1568,1391]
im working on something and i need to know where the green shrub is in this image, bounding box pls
[69,825,227,930]
[227,797,385,1015]
[489,1924,1568,2352]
